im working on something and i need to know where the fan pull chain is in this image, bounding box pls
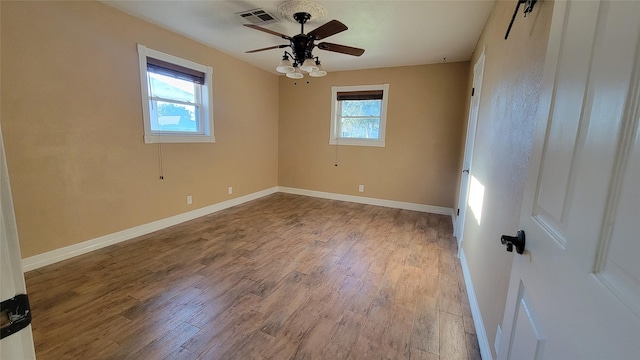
[158,142,164,180]
[334,138,339,166]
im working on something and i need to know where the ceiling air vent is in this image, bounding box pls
[237,9,279,25]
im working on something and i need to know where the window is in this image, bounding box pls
[137,44,214,143]
[330,84,389,147]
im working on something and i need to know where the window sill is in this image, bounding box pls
[329,138,385,147]
[144,134,215,144]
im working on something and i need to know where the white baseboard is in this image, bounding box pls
[23,186,453,272]
[278,186,453,216]
[459,248,493,360]
[22,187,279,272]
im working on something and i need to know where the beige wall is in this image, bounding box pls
[279,63,469,208]
[458,0,554,357]
[1,1,279,258]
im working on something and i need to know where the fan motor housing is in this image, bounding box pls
[291,34,313,63]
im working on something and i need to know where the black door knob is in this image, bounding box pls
[501,230,526,254]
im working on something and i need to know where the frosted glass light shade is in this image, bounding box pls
[300,58,319,72]
[309,65,327,77]
[309,61,327,77]
[276,58,295,73]
[286,67,304,79]
[309,70,327,77]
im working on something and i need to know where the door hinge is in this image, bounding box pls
[457,208,460,216]
[1,294,32,339]
[472,87,475,96]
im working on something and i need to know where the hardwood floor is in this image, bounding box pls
[25,193,481,360]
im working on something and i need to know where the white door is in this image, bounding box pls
[0,124,36,359]
[497,0,640,359]
[456,49,485,247]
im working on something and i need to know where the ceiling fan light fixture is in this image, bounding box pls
[286,66,304,79]
[300,58,319,72]
[244,4,364,79]
[276,55,295,73]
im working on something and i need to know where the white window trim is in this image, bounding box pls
[329,84,389,147]
[137,44,215,144]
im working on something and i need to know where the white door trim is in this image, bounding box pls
[455,48,486,250]
[0,122,36,359]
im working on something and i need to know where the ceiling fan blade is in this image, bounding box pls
[245,45,289,53]
[243,24,291,40]
[317,42,365,57]
[308,20,348,40]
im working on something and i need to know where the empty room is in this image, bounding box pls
[1,0,639,359]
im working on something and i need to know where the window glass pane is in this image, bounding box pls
[341,100,381,117]
[150,100,199,133]
[340,117,380,139]
[148,72,196,103]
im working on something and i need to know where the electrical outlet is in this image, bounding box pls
[358,185,364,192]
[228,187,233,195]
[186,195,192,205]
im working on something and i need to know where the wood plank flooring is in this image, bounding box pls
[25,193,481,360]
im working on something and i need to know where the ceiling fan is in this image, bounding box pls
[244,11,365,77]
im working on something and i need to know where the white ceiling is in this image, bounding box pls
[102,0,495,74]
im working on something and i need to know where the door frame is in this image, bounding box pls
[1,122,37,359]
[456,48,485,250]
